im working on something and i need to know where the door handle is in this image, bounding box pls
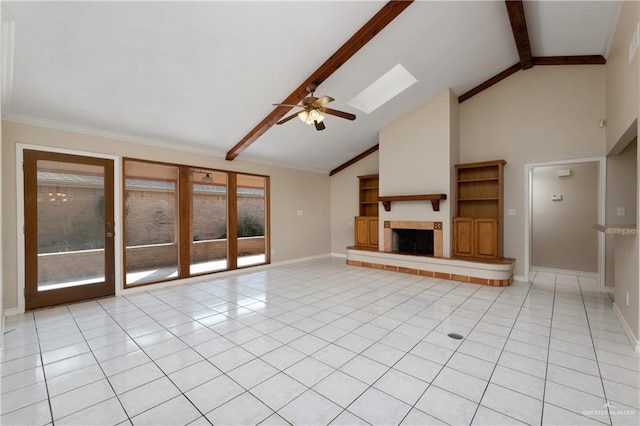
[106,222,115,238]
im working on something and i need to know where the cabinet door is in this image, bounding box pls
[474,218,498,259]
[354,216,368,246]
[453,217,474,257]
[368,218,379,248]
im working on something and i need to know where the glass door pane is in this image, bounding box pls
[37,161,106,289]
[191,169,228,275]
[236,174,267,267]
[124,161,179,286]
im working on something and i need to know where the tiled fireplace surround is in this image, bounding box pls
[347,221,514,286]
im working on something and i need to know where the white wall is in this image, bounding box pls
[330,151,379,255]
[531,162,599,273]
[379,89,458,256]
[606,0,639,153]
[460,65,606,277]
[2,120,331,311]
[607,0,640,344]
[0,117,3,345]
[605,139,637,287]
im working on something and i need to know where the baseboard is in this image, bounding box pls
[3,307,19,317]
[272,253,333,266]
[331,252,347,259]
[532,266,598,278]
[613,303,640,352]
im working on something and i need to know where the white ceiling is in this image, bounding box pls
[2,1,623,173]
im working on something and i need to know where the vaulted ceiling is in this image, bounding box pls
[2,1,623,173]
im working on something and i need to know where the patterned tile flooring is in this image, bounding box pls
[1,257,639,425]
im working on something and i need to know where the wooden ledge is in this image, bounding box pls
[378,194,447,212]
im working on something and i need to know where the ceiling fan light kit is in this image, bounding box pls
[298,109,325,125]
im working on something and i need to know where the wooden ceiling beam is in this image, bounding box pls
[505,0,533,70]
[458,63,521,103]
[329,144,379,176]
[532,55,606,66]
[225,0,413,161]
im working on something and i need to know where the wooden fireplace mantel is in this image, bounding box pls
[378,194,447,212]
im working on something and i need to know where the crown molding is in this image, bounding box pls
[1,8,16,118]
[5,113,227,157]
[4,113,329,175]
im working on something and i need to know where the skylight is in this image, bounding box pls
[348,64,417,114]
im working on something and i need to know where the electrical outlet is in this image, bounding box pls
[348,221,353,228]
[296,210,303,216]
[617,207,626,217]
[551,194,563,201]
[507,209,516,216]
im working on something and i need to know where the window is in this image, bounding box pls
[236,174,267,267]
[124,161,179,286]
[123,159,269,287]
[191,169,228,275]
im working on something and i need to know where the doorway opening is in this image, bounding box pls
[524,157,605,288]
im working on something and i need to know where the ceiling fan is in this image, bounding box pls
[273,84,356,131]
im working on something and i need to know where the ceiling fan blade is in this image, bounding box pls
[323,108,356,121]
[273,103,302,108]
[276,113,299,125]
[311,96,334,108]
[314,120,326,131]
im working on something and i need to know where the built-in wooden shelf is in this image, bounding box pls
[378,194,447,212]
[458,178,499,183]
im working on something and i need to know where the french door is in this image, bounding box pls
[24,150,115,309]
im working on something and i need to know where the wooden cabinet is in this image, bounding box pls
[453,217,499,259]
[453,160,505,259]
[453,217,474,257]
[355,216,378,248]
[355,216,369,246]
[354,174,379,249]
[368,218,379,247]
[474,218,499,258]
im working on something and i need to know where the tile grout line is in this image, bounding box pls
[463,279,536,425]
[26,311,55,424]
[576,275,614,425]
[7,262,636,426]
[265,274,464,424]
[60,303,137,425]
[97,296,218,424]
[538,271,558,426]
[329,278,471,424]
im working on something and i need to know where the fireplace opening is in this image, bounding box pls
[392,229,434,255]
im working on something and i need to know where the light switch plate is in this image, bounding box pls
[551,194,563,201]
[296,210,303,216]
[507,209,516,216]
[617,207,626,217]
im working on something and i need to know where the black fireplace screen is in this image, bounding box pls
[392,229,434,255]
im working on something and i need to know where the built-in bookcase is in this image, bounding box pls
[355,174,379,249]
[453,160,506,259]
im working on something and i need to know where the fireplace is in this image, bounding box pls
[384,221,443,257]
[392,229,434,255]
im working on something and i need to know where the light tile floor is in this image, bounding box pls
[1,258,639,426]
